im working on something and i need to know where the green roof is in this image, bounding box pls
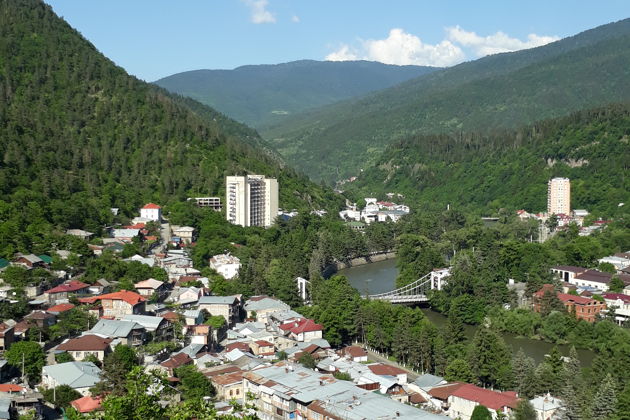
[0,259,8,269]
[38,255,53,264]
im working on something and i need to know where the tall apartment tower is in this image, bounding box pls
[226,175,278,228]
[547,177,571,215]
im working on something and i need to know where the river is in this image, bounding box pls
[338,259,595,365]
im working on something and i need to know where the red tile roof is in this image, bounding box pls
[279,318,323,334]
[163,311,180,322]
[161,352,192,369]
[409,392,427,404]
[226,342,251,353]
[80,290,146,306]
[47,303,76,313]
[142,203,161,209]
[254,340,274,347]
[428,383,466,400]
[343,346,367,358]
[603,293,630,303]
[71,396,103,413]
[0,384,24,393]
[557,293,597,305]
[367,363,407,376]
[46,280,90,294]
[451,383,520,410]
[58,335,113,351]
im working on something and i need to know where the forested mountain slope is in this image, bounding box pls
[154,60,438,129]
[262,18,630,182]
[346,104,630,215]
[0,0,339,255]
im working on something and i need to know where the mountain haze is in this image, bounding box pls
[0,0,339,255]
[262,19,630,182]
[154,60,438,128]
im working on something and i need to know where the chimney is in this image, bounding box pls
[396,411,400,417]
[319,380,324,386]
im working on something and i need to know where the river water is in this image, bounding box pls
[338,259,595,365]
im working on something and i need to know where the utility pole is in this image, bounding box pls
[21,352,25,385]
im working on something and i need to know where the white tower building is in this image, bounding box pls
[547,177,571,215]
[226,175,278,228]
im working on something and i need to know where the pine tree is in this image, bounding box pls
[445,305,466,345]
[468,327,512,388]
[513,399,537,420]
[512,348,537,398]
[592,374,617,420]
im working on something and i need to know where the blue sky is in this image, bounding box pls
[45,1,630,82]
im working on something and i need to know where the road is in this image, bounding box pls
[150,222,170,255]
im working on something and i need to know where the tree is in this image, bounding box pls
[55,352,74,363]
[92,344,138,395]
[468,328,512,388]
[100,367,168,420]
[41,385,81,409]
[5,341,45,384]
[444,358,475,383]
[609,276,625,293]
[471,404,492,420]
[298,352,316,369]
[513,399,537,420]
[174,364,215,400]
[512,349,537,399]
[592,374,617,420]
[444,305,466,345]
[333,371,352,381]
[540,289,566,317]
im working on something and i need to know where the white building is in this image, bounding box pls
[226,175,278,228]
[209,253,241,280]
[430,268,450,291]
[547,178,571,215]
[190,197,222,211]
[295,276,310,302]
[530,394,564,420]
[41,362,101,396]
[140,203,162,221]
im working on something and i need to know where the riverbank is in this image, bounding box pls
[322,251,396,278]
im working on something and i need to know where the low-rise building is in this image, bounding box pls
[602,293,630,324]
[88,319,145,346]
[530,394,563,420]
[0,323,14,351]
[278,318,323,342]
[120,314,172,341]
[57,335,113,362]
[341,346,368,363]
[249,340,275,359]
[448,384,520,420]
[533,285,606,322]
[198,296,241,326]
[172,226,195,244]
[140,203,162,222]
[41,362,101,396]
[244,296,291,323]
[209,254,241,280]
[134,278,167,298]
[210,371,244,401]
[44,280,91,303]
[80,291,146,318]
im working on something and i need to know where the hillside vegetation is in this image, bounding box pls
[262,19,630,182]
[346,104,630,216]
[154,60,437,128]
[0,0,340,256]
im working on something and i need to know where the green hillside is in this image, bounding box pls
[154,60,437,128]
[0,0,340,256]
[262,18,630,182]
[346,104,630,216]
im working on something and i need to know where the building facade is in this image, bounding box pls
[547,177,571,215]
[226,175,278,228]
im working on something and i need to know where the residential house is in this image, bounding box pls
[41,362,101,396]
[198,296,241,326]
[57,335,113,362]
[341,346,368,362]
[209,254,241,280]
[187,325,213,347]
[70,395,103,414]
[169,287,205,306]
[367,363,408,385]
[210,371,244,401]
[533,285,606,322]
[160,353,192,376]
[244,296,290,323]
[551,266,587,283]
[24,311,56,329]
[65,230,94,240]
[120,314,172,341]
[13,254,45,269]
[0,323,14,351]
[530,394,563,420]
[134,278,167,298]
[80,291,146,318]
[45,280,91,303]
[183,310,204,326]
[249,340,275,359]
[448,384,520,420]
[111,229,140,243]
[140,203,162,222]
[88,319,145,346]
[46,303,75,315]
[278,318,323,342]
[602,293,630,324]
[172,226,195,245]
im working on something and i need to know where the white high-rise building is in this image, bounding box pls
[226,175,278,227]
[547,177,571,215]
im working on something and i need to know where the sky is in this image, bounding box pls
[45,1,630,82]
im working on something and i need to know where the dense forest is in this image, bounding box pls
[155,60,437,129]
[346,104,630,215]
[262,18,630,181]
[0,0,341,258]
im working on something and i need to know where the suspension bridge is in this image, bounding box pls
[367,272,434,304]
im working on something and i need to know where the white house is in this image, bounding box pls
[41,362,101,396]
[209,254,241,280]
[530,394,564,420]
[140,203,162,222]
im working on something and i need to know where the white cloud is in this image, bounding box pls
[291,15,300,23]
[242,0,275,24]
[446,26,559,57]
[326,28,465,67]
